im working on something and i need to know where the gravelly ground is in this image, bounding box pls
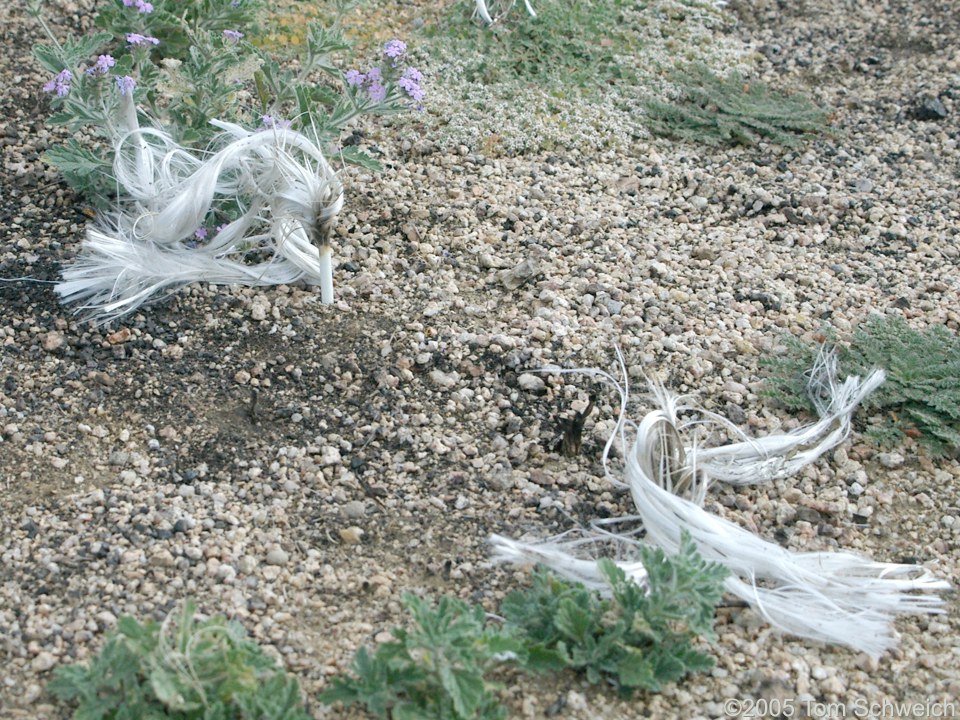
[1,0,958,718]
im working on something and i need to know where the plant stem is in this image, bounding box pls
[28,3,67,54]
[318,244,333,304]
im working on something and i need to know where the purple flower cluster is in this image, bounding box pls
[398,67,424,104]
[126,33,160,47]
[383,39,407,60]
[115,75,136,96]
[85,54,116,76]
[42,69,73,97]
[222,29,244,42]
[122,0,154,12]
[345,66,385,103]
[261,115,292,130]
[344,40,423,108]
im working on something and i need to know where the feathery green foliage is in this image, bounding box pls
[501,531,728,695]
[643,63,829,146]
[323,532,727,717]
[762,316,960,456]
[48,600,311,720]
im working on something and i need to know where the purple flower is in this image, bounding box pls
[122,0,134,5]
[261,115,292,130]
[398,67,425,103]
[42,69,73,97]
[367,83,386,103]
[231,0,241,6]
[383,39,407,59]
[85,54,116,76]
[344,69,365,87]
[366,67,382,84]
[194,227,208,240]
[222,29,244,42]
[126,33,160,46]
[116,75,136,96]
[135,0,153,12]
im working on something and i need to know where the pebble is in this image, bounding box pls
[499,258,539,290]
[913,96,949,121]
[339,527,365,544]
[265,548,290,566]
[320,446,341,466]
[517,373,546,394]
[342,500,366,519]
[429,369,460,389]
[877,452,905,469]
[41,331,64,352]
[31,652,57,672]
[566,690,588,711]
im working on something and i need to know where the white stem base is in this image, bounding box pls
[319,245,333,304]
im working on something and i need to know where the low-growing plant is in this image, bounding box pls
[320,593,522,720]
[501,531,728,695]
[642,62,829,146]
[762,316,960,456]
[30,0,427,318]
[322,532,726,717]
[30,0,424,206]
[49,600,312,720]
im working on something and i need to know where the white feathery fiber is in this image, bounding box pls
[692,347,887,485]
[474,0,537,24]
[490,355,949,657]
[57,118,342,323]
[475,0,494,24]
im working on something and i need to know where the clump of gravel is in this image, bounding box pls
[1,0,958,718]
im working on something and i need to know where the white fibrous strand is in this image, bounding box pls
[490,356,949,658]
[57,118,342,323]
[474,0,536,25]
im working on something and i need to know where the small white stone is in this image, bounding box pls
[265,548,289,566]
[320,446,341,466]
[877,452,904,469]
[517,373,545,393]
[32,652,57,672]
[429,369,460,390]
[566,690,588,711]
[343,500,366,519]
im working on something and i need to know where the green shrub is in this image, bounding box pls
[322,531,727,717]
[49,600,311,720]
[501,531,728,695]
[321,593,520,720]
[643,63,829,146]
